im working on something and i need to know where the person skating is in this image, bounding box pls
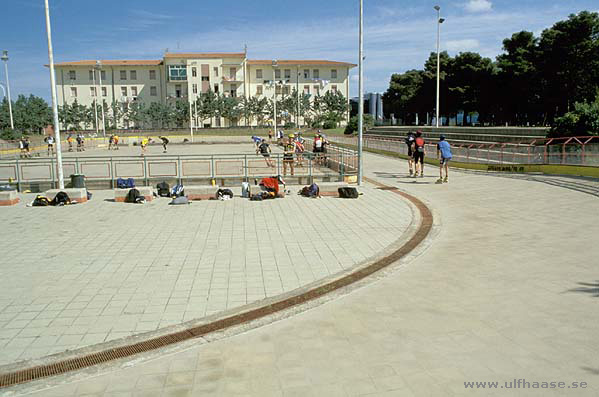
[159,136,169,153]
[405,131,415,176]
[413,131,425,178]
[436,135,452,184]
[258,139,274,168]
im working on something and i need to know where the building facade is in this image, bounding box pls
[53,52,355,129]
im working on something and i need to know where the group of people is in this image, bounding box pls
[18,137,31,158]
[405,130,452,183]
[66,133,85,152]
[255,131,318,176]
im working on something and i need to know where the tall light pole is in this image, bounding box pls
[91,69,99,134]
[272,60,278,132]
[434,5,445,128]
[95,61,106,137]
[1,51,14,129]
[357,0,364,185]
[44,0,64,189]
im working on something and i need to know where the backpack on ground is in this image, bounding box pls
[250,194,263,201]
[32,195,50,206]
[415,137,425,153]
[125,188,145,203]
[241,182,250,198]
[117,178,135,189]
[171,184,184,197]
[338,187,359,199]
[299,183,320,198]
[169,196,190,205]
[51,191,71,206]
[216,188,234,200]
[157,181,170,197]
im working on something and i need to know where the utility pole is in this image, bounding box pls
[44,0,64,189]
[1,51,14,129]
[96,61,106,137]
[357,0,364,185]
[91,69,99,134]
[434,5,445,128]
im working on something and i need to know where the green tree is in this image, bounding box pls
[110,101,123,129]
[196,90,218,127]
[172,100,189,128]
[218,95,242,126]
[125,102,147,128]
[550,96,599,136]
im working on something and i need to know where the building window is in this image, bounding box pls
[192,67,197,77]
[150,86,157,96]
[331,69,338,79]
[89,70,94,80]
[120,70,127,80]
[101,87,107,97]
[201,76,209,81]
[284,69,291,79]
[149,70,156,80]
[314,85,320,96]
[131,86,138,96]
[229,68,236,80]
[175,84,182,98]
[192,84,198,94]
[275,69,281,79]
[130,70,137,80]
[121,87,128,96]
[331,85,338,93]
[275,85,282,95]
[256,85,263,95]
[313,69,319,79]
[100,71,106,80]
[69,70,76,80]
[90,87,96,97]
[168,65,187,81]
[304,69,310,79]
[303,85,310,95]
[230,84,237,97]
[213,67,218,77]
[256,69,263,79]
[283,86,290,95]
[214,84,219,93]
[70,87,77,97]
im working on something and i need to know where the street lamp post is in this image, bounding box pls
[95,61,106,137]
[434,5,445,128]
[272,60,278,132]
[44,0,65,189]
[91,69,99,134]
[1,51,14,129]
[357,0,364,185]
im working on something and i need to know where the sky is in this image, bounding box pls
[0,0,597,101]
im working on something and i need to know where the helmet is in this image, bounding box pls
[289,134,295,138]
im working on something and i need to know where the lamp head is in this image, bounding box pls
[272,60,278,67]
[95,60,102,69]
[1,50,8,62]
[434,5,440,11]
[439,18,445,23]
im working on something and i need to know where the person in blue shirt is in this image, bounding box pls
[436,135,452,183]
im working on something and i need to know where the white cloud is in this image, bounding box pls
[464,0,493,13]
[445,39,480,52]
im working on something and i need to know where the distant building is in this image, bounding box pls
[350,93,383,121]
[51,51,356,129]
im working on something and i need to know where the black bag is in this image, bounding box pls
[32,195,50,206]
[250,194,263,201]
[216,188,234,200]
[157,181,170,197]
[125,188,145,203]
[51,191,71,206]
[338,187,359,199]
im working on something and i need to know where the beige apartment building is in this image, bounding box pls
[54,52,355,129]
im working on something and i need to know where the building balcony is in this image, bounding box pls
[222,76,243,83]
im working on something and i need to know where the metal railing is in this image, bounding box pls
[328,135,599,167]
[0,148,358,191]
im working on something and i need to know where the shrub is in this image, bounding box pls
[344,114,375,134]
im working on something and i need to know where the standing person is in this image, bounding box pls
[140,136,149,156]
[258,139,274,168]
[405,131,416,176]
[23,137,31,158]
[294,133,305,166]
[413,131,426,178]
[19,137,26,158]
[436,135,452,183]
[159,136,169,153]
[76,134,84,152]
[268,129,273,142]
[313,133,323,165]
[108,134,115,150]
[276,129,284,145]
[282,138,295,176]
[46,135,55,156]
[113,134,120,150]
[67,133,75,152]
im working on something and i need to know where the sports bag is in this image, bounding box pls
[338,187,359,199]
[32,195,50,206]
[415,137,425,153]
[241,182,250,198]
[157,181,170,197]
[117,178,135,188]
[125,188,145,203]
[216,188,234,200]
[51,191,71,206]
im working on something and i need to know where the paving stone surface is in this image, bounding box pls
[0,180,412,367]
[4,151,599,396]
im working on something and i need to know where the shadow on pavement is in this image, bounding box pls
[566,281,599,297]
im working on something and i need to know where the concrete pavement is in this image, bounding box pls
[3,151,599,396]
